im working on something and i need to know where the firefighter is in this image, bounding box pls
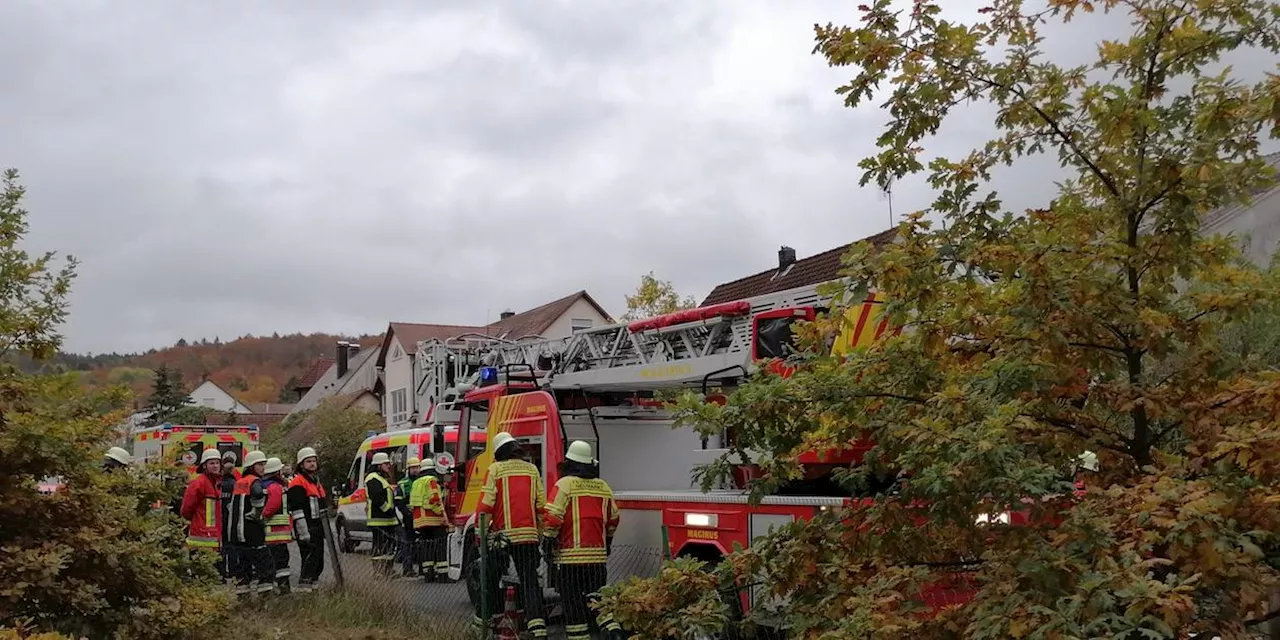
[476,432,548,638]
[229,450,274,596]
[179,448,223,569]
[218,450,241,581]
[409,456,448,582]
[261,457,293,594]
[103,446,131,472]
[287,446,327,592]
[544,441,623,640]
[395,456,422,577]
[365,452,399,573]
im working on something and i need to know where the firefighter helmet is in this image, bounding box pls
[104,446,132,466]
[492,432,516,452]
[419,457,435,472]
[296,446,317,464]
[264,457,284,474]
[244,450,267,468]
[199,448,221,465]
[406,456,421,469]
[371,452,391,466]
[221,450,238,464]
[565,440,595,465]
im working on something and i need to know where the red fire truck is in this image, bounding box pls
[411,282,932,616]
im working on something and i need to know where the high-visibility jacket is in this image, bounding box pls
[263,478,292,544]
[179,471,222,550]
[287,472,327,542]
[544,475,620,564]
[229,472,267,545]
[477,459,545,543]
[410,474,447,529]
[364,472,397,527]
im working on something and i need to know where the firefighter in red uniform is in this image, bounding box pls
[261,457,293,594]
[288,446,327,592]
[229,450,274,596]
[476,432,547,638]
[544,441,623,640]
[179,448,223,568]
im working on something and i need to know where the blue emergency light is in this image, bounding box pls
[479,366,499,385]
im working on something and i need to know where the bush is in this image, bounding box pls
[276,396,381,492]
[0,168,230,638]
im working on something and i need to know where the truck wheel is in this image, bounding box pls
[336,519,356,553]
[462,534,481,609]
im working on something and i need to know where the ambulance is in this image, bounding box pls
[131,423,260,473]
[333,425,484,552]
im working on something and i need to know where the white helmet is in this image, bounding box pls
[419,457,435,472]
[565,440,596,465]
[264,457,284,475]
[243,450,267,468]
[371,452,391,466]
[492,432,516,452]
[221,450,238,464]
[105,446,132,465]
[296,446,317,464]
[406,456,422,469]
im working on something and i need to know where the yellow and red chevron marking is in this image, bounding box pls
[832,293,899,356]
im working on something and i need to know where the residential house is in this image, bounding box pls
[291,357,333,400]
[700,229,899,307]
[287,341,381,417]
[375,290,613,430]
[206,402,296,429]
[1200,151,1280,265]
[187,380,253,414]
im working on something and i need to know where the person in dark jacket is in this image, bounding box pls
[229,451,274,597]
[287,446,327,592]
[365,452,399,574]
[218,450,241,581]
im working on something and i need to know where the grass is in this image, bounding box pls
[239,582,470,640]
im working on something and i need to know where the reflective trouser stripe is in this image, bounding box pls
[275,569,291,578]
[187,535,219,548]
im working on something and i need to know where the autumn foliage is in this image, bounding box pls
[601,0,1280,638]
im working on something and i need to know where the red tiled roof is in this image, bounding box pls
[487,291,613,340]
[295,357,333,389]
[376,322,486,367]
[700,228,898,306]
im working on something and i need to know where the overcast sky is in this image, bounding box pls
[0,1,1270,355]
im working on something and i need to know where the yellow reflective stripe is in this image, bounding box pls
[368,518,397,526]
[570,495,581,548]
[265,515,291,525]
[186,535,219,548]
[265,533,292,543]
[500,526,540,543]
[501,476,512,531]
[204,498,215,527]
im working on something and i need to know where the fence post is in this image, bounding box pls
[479,514,492,638]
[321,509,345,588]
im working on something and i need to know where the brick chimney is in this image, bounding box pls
[499,310,515,320]
[778,246,796,270]
[336,341,350,378]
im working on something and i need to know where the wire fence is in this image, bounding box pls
[217,512,668,640]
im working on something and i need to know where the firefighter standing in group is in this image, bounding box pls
[395,456,423,577]
[179,448,223,567]
[544,441,623,640]
[288,446,327,592]
[262,457,294,594]
[364,452,399,573]
[103,447,131,472]
[229,450,275,596]
[409,456,448,582]
[218,450,241,581]
[476,432,548,638]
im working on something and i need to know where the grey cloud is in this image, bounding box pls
[4,0,1270,354]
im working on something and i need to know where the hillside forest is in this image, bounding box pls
[11,332,384,407]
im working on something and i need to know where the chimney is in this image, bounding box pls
[499,310,515,320]
[778,246,796,270]
[348,342,360,355]
[336,341,350,379]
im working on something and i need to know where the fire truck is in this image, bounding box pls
[131,423,260,473]
[410,282,914,613]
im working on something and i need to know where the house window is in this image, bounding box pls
[570,318,593,332]
[201,398,216,406]
[390,388,409,425]
[392,345,403,360]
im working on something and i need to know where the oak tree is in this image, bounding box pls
[622,271,698,321]
[601,1,1280,638]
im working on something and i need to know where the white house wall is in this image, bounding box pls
[540,297,612,338]
[187,381,252,414]
[383,335,415,429]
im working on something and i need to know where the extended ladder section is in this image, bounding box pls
[412,285,833,420]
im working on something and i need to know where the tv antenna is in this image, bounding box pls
[880,178,895,226]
